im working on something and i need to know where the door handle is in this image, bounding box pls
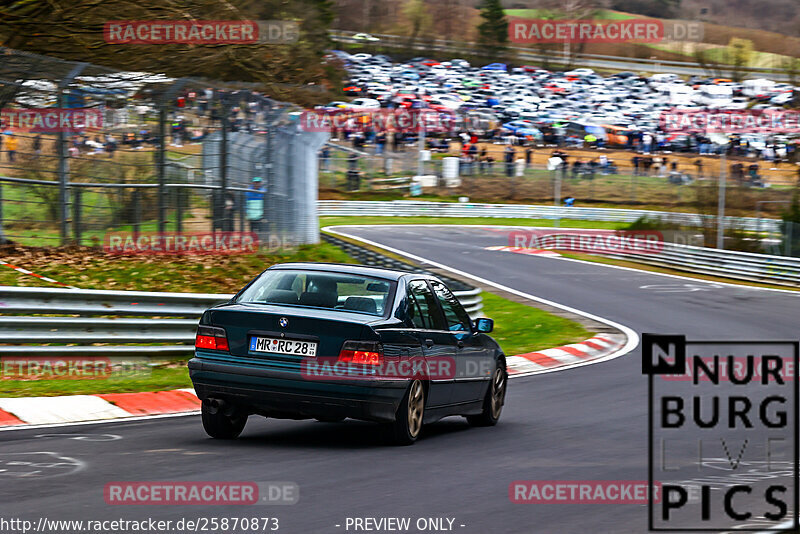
[425,338,434,348]
[457,340,464,349]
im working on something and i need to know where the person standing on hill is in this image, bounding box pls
[504,144,515,177]
[246,177,267,234]
[694,159,704,178]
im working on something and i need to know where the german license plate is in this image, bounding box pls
[250,336,318,357]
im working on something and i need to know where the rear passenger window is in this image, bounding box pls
[407,280,445,330]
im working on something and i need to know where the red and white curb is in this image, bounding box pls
[506,334,627,376]
[485,245,561,257]
[0,388,199,428]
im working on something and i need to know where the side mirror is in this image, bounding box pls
[474,318,494,333]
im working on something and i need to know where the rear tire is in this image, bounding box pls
[386,379,425,446]
[201,402,248,439]
[467,364,506,427]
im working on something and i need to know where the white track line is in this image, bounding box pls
[324,225,640,378]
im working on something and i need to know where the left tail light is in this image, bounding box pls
[195,326,230,351]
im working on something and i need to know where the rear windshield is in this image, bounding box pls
[234,269,394,316]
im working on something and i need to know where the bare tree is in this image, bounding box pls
[0,0,339,103]
[537,0,599,68]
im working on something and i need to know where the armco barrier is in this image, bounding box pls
[318,200,781,233]
[604,242,800,286]
[0,257,482,355]
[499,230,800,286]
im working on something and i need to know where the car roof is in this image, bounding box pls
[268,262,432,281]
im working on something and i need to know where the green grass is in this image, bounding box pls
[320,216,628,230]
[480,292,592,356]
[0,366,192,398]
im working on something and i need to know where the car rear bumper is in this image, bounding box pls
[188,357,409,423]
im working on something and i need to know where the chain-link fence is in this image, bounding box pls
[0,46,328,248]
[318,138,800,256]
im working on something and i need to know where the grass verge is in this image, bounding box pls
[480,291,592,356]
[0,366,191,398]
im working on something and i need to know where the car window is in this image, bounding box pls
[235,270,393,316]
[407,280,446,330]
[430,281,472,332]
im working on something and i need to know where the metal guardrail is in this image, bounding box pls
[0,287,229,356]
[604,242,800,286]
[318,200,782,233]
[0,286,229,317]
[0,317,198,344]
[0,248,483,354]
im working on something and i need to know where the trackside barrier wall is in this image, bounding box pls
[0,278,482,356]
[317,200,781,233]
[604,242,800,286]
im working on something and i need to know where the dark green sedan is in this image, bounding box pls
[189,263,506,445]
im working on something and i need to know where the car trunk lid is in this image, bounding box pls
[204,303,377,361]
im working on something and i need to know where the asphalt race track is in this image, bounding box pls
[3,225,800,534]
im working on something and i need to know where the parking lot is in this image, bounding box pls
[322,51,800,166]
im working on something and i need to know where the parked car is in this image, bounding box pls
[190,263,507,445]
[352,33,380,42]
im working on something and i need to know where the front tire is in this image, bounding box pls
[467,364,506,427]
[202,402,248,439]
[386,379,425,445]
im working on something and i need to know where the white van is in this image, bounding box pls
[668,85,695,105]
[655,84,696,105]
[694,85,733,108]
[742,78,776,98]
[650,73,681,85]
